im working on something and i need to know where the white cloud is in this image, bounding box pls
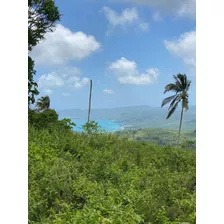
[108,57,159,85]
[101,6,149,34]
[68,77,89,89]
[62,93,71,97]
[38,72,64,89]
[103,89,115,94]
[164,30,196,69]
[152,11,162,22]
[112,0,195,19]
[102,6,138,26]
[38,67,89,93]
[30,24,101,66]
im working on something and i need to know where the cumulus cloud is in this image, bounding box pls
[30,24,101,66]
[38,67,89,94]
[112,0,195,19]
[108,57,159,85]
[164,30,196,69]
[103,89,115,94]
[67,77,89,89]
[101,6,149,34]
[38,72,64,89]
[102,7,138,26]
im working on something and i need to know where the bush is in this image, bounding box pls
[28,108,58,129]
[29,123,196,224]
[82,120,104,134]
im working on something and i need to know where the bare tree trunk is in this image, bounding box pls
[177,106,184,145]
[88,80,92,122]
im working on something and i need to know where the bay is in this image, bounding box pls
[70,119,124,133]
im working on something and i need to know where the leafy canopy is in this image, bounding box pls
[28,0,61,105]
[28,56,39,104]
[28,0,61,51]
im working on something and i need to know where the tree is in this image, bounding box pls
[28,0,61,105]
[82,121,103,135]
[28,56,39,104]
[36,96,50,112]
[161,74,191,145]
[28,0,61,51]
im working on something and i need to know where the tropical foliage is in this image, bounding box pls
[36,96,51,111]
[82,120,104,134]
[161,74,191,144]
[115,128,196,149]
[28,0,61,104]
[28,56,39,104]
[29,119,196,223]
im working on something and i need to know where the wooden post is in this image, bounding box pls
[88,80,92,122]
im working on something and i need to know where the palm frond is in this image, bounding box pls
[185,80,191,91]
[173,74,183,88]
[176,74,192,91]
[182,97,189,111]
[164,84,180,94]
[176,74,186,88]
[161,94,176,107]
[166,100,180,119]
[168,94,181,110]
[35,96,50,111]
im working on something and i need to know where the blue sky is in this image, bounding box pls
[30,0,196,110]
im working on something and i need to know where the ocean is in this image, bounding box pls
[69,119,124,133]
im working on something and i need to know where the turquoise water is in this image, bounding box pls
[70,119,124,133]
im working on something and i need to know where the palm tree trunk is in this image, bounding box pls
[177,106,184,145]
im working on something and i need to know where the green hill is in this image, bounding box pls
[115,128,196,149]
[29,120,196,223]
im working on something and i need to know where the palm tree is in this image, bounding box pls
[161,74,191,145]
[36,96,50,112]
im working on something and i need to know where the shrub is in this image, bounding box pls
[28,108,58,129]
[29,123,196,223]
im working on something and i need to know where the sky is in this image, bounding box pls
[30,0,196,110]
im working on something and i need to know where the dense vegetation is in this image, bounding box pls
[115,129,196,150]
[29,109,196,224]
